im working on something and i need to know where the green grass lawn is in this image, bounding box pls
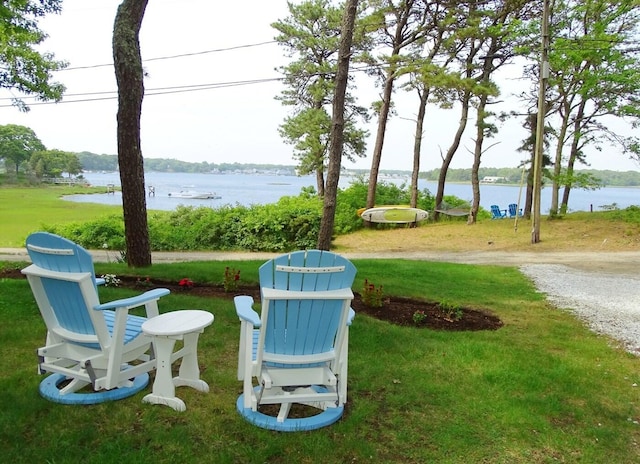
[0,185,121,247]
[1,259,639,463]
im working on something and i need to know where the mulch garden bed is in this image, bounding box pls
[2,269,502,331]
[121,276,503,331]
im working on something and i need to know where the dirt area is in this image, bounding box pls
[331,216,640,275]
[334,214,640,254]
[130,278,504,332]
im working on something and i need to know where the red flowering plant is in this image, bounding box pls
[362,279,384,307]
[136,276,153,288]
[178,278,194,290]
[223,266,241,292]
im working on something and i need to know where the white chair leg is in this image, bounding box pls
[173,331,209,392]
[277,402,292,423]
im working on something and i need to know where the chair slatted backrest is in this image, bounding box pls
[508,203,521,217]
[25,233,100,337]
[258,250,356,360]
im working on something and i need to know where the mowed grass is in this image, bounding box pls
[0,185,122,247]
[1,259,639,463]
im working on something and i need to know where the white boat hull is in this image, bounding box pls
[168,191,221,199]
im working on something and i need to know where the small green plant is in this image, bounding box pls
[101,274,121,287]
[412,309,427,324]
[223,266,241,292]
[362,279,384,307]
[136,276,153,287]
[438,300,463,321]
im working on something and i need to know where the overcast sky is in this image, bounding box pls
[1,0,638,172]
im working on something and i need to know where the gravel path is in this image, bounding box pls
[520,264,640,355]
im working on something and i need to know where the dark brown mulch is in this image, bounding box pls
[120,276,503,331]
[1,269,502,331]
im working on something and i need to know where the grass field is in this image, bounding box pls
[0,185,122,247]
[2,258,640,463]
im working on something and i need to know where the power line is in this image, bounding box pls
[59,41,278,71]
[0,63,386,107]
[0,76,286,107]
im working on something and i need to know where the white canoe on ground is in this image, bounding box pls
[360,206,429,224]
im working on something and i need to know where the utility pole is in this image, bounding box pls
[532,0,550,244]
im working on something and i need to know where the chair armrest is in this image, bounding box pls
[234,295,261,327]
[94,288,170,312]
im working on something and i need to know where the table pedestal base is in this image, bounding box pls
[142,310,214,412]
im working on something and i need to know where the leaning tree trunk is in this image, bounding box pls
[468,96,488,225]
[433,92,471,221]
[113,0,151,267]
[524,164,534,220]
[315,166,326,197]
[317,0,358,250]
[549,103,570,218]
[410,88,428,208]
[366,67,395,211]
[561,100,587,214]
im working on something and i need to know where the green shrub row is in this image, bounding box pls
[45,179,438,252]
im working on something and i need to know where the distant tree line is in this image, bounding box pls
[421,168,640,188]
[76,151,298,175]
[76,151,640,187]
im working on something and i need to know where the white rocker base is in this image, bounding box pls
[39,372,149,405]
[142,393,186,412]
[236,386,344,432]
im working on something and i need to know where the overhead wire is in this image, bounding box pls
[0,61,384,107]
[59,41,279,71]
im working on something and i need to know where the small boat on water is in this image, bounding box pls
[167,190,221,200]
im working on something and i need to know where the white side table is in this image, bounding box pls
[142,310,214,411]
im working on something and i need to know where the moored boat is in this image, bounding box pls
[167,190,221,199]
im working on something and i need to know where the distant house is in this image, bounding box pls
[481,176,507,183]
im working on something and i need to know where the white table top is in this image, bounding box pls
[142,310,214,336]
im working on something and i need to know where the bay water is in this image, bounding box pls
[65,171,639,213]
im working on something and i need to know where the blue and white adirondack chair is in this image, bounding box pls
[21,232,170,404]
[490,204,507,219]
[235,250,356,431]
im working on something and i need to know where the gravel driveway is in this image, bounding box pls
[520,264,640,355]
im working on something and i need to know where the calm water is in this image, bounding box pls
[64,171,639,213]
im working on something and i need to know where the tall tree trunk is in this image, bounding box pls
[315,168,326,197]
[522,113,538,220]
[365,1,415,215]
[317,0,358,250]
[468,96,488,225]
[549,101,571,217]
[410,88,428,208]
[561,99,587,214]
[524,164,534,220]
[433,92,471,221]
[366,67,395,211]
[113,0,151,267]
